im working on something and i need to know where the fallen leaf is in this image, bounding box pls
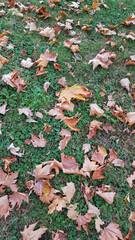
[99,222,123,240]
[90,103,104,117]
[76,213,92,235]
[0,195,10,219]
[123,15,135,26]
[43,81,51,93]
[31,133,47,147]
[2,156,16,173]
[96,189,116,204]
[95,216,104,233]
[0,54,9,68]
[44,123,51,133]
[129,212,135,222]
[127,171,135,188]
[35,112,43,119]
[21,58,33,68]
[0,101,7,115]
[91,146,107,165]
[82,143,91,154]
[120,78,130,91]
[81,155,98,177]
[61,182,75,203]
[21,222,47,240]
[125,112,135,126]
[58,77,67,87]
[92,166,106,179]
[9,192,29,209]
[52,230,68,240]
[67,203,78,220]
[87,202,100,217]
[88,48,116,70]
[64,113,81,131]
[18,107,33,118]
[103,124,113,133]
[61,153,80,174]
[8,143,24,157]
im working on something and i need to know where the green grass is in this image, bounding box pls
[0,0,135,239]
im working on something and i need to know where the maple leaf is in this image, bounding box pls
[61,182,75,203]
[25,21,37,32]
[40,188,59,204]
[125,55,135,66]
[96,23,116,36]
[34,179,51,196]
[90,103,104,117]
[21,222,47,240]
[39,27,55,40]
[31,133,47,147]
[67,203,78,220]
[44,123,51,133]
[59,85,92,103]
[0,101,7,115]
[82,143,91,154]
[36,6,50,19]
[9,192,29,209]
[52,230,68,240]
[92,166,106,179]
[82,24,91,31]
[61,153,80,174]
[80,155,98,177]
[96,189,116,204]
[0,34,8,49]
[87,202,100,217]
[91,146,107,165]
[2,69,27,94]
[88,48,116,70]
[123,14,135,26]
[58,129,71,150]
[99,222,124,240]
[48,196,67,214]
[0,195,10,219]
[76,213,92,235]
[64,113,81,132]
[58,77,67,87]
[125,112,135,126]
[95,216,104,233]
[0,54,9,68]
[82,185,95,203]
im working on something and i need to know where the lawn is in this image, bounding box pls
[0,0,135,239]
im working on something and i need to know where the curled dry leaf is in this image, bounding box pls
[25,22,37,32]
[87,202,100,217]
[21,58,33,68]
[8,143,24,157]
[91,146,107,165]
[90,103,104,117]
[43,81,51,93]
[48,106,65,120]
[88,48,116,70]
[44,123,51,133]
[112,158,124,168]
[70,44,80,53]
[61,182,75,203]
[96,189,116,204]
[82,185,95,203]
[99,222,123,240]
[35,112,43,119]
[125,112,135,126]
[103,123,113,133]
[48,196,67,214]
[95,216,104,233]
[0,121,2,135]
[80,155,98,177]
[92,166,106,179]
[2,156,16,173]
[129,211,135,222]
[39,27,55,40]
[123,14,135,26]
[61,153,80,174]
[31,133,47,147]
[0,10,6,16]
[58,77,67,87]
[21,222,47,240]
[0,167,19,192]
[120,78,130,91]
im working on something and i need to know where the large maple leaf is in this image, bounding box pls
[21,222,47,240]
[99,222,123,240]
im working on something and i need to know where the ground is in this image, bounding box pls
[0,0,135,239]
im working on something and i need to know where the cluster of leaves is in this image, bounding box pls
[0,0,135,239]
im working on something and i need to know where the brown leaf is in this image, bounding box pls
[21,222,47,240]
[70,45,80,53]
[48,106,65,120]
[0,195,10,219]
[35,112,43,119]
[44,123,51,133]
[88,48,116,70]
[0,54,9,68]
[129,212,135,222]
[82,185,95,203]
[61,153,80,174]
[112,159,124,168]
[59,136,71,150]
[48,196,67,214]
[40,188,59,204]
[0,101,7,115]
[125,112,135,126]
[127,172,135,188]
[58,77,67,87]
[82,143,91,154]
[80,155,98,177]
[91,146,107,165]
[36,6,50,19]
[9,192,29,209]
[8,143,24,157]
[31,133,47,147]
[87,126,97,139]
[96,189,116,204]
[99,222,123,240]
[52,230,68,240]
[120,78,130,91]
[123,15,135,26]
[64,113,81,132]
[87,202,100,217]
[90,103,104,117]
[2,156,16,173]
[92,166,106,179]
[43,81,51,93]
[95,216,104,233]
[61,182,75,203]
[76,213,92,235]
[81,24,90,31]
[103,124,113,133]
[39,27,55,40]
[67,203,78,220]
[108,148,118,162]
[18,107,33,118]
[2,69,27,94]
